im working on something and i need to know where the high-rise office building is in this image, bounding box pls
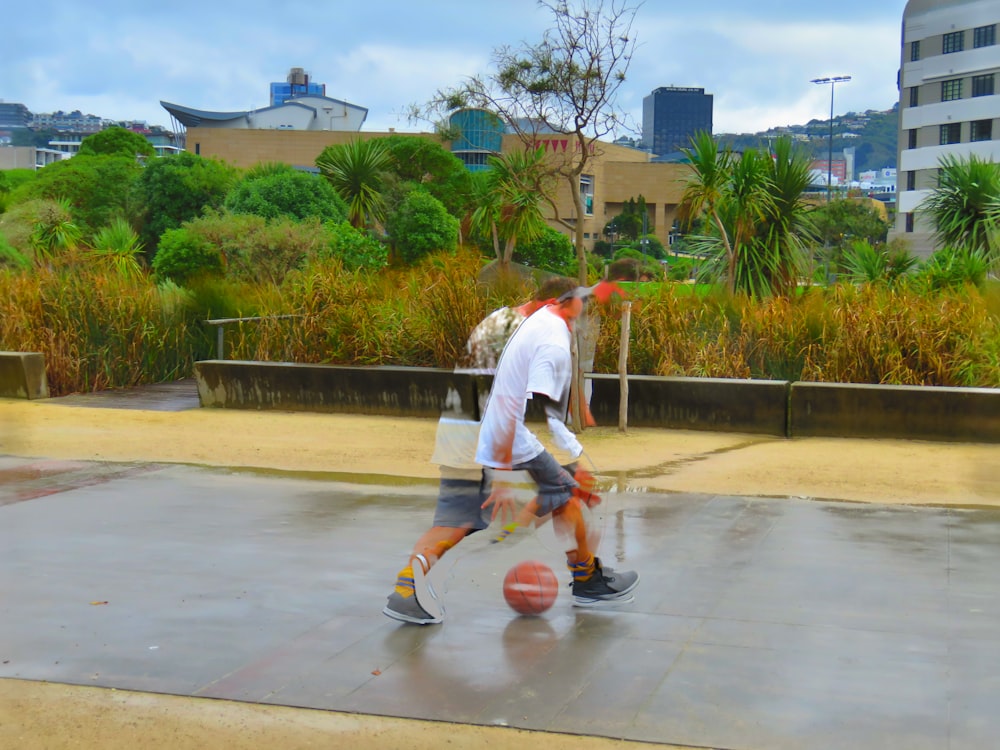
[894,0,1000,256]
[269,67,326,107]
[0,102,31,130]
[642,86,713,159]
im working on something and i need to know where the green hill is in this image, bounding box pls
[717,104,899,175]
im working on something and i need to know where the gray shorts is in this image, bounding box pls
[432,469,492,532]
[512,450,577,516]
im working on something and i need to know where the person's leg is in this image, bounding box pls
[385,470,490,625]
[520,451,639,606]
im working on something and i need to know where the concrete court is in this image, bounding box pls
[2,440,999,750]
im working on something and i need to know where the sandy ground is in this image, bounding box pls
[1,399,997,507]
[1,397,998,749]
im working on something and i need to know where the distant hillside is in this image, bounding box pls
[717,104,899,175]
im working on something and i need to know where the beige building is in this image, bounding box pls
[180,126,689,251]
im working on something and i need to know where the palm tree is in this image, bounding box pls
[469,147,551,268]
[680,134,814,296]
[752,137,816,296]
[90,216,145,280]
[316,139,391,230]
[679,132,737,288]
[920,153,1000,262]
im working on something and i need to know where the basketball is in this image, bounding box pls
[503,560,559,616]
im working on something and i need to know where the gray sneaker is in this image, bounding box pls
[383,591,443,625]
[572,557,639,608]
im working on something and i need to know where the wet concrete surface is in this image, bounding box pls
[1,455,998,749]
[49,378,201,411]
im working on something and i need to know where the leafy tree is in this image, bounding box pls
[379,135,472,218]
[316,138,391,229]
[385,188,459,264]
[920,153,1000,263]
[629,232,665,259]
[511,225,575,273]
[10,128,58,149]
[77,126,155,159]
[605,196,649,241]
[7,155,143,238]
[225,165,348,223]
[135,152,237,255]
[151,226,224,285]
[426,0,638,283]
[812,199,889,250]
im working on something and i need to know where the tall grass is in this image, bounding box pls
[598,281,1000,387]
[0,261,210,394]
[1,245,998,396]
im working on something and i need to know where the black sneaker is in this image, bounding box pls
[572,557,639,608]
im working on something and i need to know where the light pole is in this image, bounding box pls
[810,76,851,202]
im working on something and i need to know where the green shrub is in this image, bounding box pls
[511,226,574,274]
[322,221,388,270]
[225,166,348,223]
[386,189,458,264]
[152,227,223,285]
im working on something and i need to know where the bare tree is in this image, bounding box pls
[428,0,639,283]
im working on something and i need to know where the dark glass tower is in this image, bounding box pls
[642,87,713,157]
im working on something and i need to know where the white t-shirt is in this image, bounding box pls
[476,306,571,469]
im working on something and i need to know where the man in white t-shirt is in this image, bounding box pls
[476,284,639,609]
[384,276,577,626]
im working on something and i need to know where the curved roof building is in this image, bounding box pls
[161,95,367,133]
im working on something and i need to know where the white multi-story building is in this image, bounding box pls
[894,0,1000,256]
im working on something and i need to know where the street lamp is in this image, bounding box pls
[810,75,851,202]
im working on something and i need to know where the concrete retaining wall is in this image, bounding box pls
[790,381,1000,442]
[193,360,1000,443]
[0,352,49,400]
[194,360,479,419]
[589,374,789,436]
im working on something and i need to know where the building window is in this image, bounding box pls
[579,175,594,216]
[910,87,919,107]
[908,129,917,149]
[907,171,915,191]
[974,24,996,48]
[941,79,963,101]
[971,119,993,141]
[905,213,914,233]
[943,31,964,54]
[972,74,995,97]
[911,40,920,61]
[940,123,962,145]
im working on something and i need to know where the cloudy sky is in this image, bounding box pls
[5,0,907,136]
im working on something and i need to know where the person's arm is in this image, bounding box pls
[541,394,583,460]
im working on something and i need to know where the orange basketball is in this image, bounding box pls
[503,560,559,616]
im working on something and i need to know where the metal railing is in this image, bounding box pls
[202,315,303,360]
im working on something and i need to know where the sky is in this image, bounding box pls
[4,0,909,137]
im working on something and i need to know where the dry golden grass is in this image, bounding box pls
[2,248,997,396]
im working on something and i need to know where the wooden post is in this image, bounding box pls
[618,301,631,433]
